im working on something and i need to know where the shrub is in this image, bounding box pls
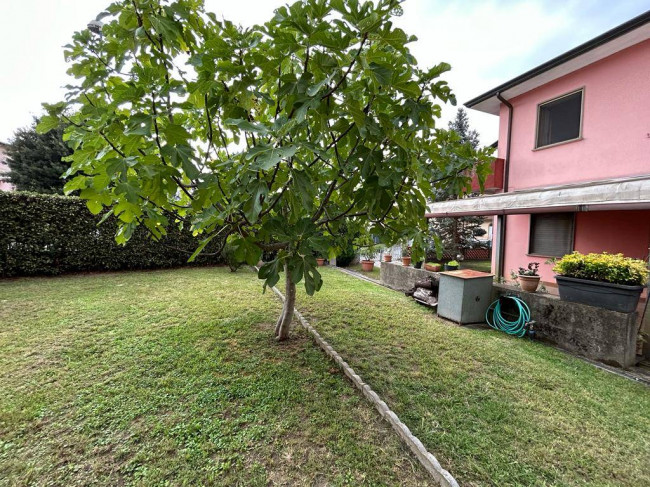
[336,244,356,267]
[553,252,648,286]
[0,191,224,277]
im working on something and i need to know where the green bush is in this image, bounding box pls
[336,243,356,267]
[0,191,224,277]
[553,252,648,286]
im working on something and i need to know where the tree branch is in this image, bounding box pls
[321,33,368,100]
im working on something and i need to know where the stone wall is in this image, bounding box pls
[492,284,638,368]
[380,261,438,292]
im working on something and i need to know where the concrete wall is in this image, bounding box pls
[380,261,438,292]
[493,284,638,368]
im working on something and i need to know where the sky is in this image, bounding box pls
[0,0,647,144]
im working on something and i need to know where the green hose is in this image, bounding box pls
[486,296,531,337]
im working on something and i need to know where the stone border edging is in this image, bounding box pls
[268,283,459,487]
[334,266,383,286]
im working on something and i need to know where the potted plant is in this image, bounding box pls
[358,237,379,272]
[384,253,392,262]
[402,246,411,266]
[316,257,326,266]
[444,260,459,271]
[553,252,649,313]
[424,262,442,272]
[517,262,540,292]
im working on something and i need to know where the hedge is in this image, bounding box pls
[0,191,224,277]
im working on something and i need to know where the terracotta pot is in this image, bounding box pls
[518,274,540,293]
[361,260,375,272]
[425,264,441,272]
[316,258,326,266]
[402,256,411,266]
[383,254,392,262]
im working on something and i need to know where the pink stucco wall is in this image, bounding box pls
[497,39,650,190]
[492,39,650,284]
[574,210,650,260]
[501,211,650,284]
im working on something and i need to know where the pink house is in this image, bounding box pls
[0,142,14,191]
[427,12,650,288]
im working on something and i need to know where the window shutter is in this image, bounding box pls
[529,213,574,257]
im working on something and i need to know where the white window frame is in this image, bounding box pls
[534,88,585,150]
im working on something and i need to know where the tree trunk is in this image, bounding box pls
[275,264,296,341]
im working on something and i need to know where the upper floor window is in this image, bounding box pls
[535,89,583,149]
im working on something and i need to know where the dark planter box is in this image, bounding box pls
[444,264,459,271]
[555,275,644,313]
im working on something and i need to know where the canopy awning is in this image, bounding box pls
[426,175,650,217]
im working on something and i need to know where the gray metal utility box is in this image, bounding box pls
[437,270,493,324]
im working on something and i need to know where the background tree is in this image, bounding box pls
[448,107,479,150]
[39,0,492,340]
[7,118,72,193]
[429,108,490,259]
[428,210,486,259]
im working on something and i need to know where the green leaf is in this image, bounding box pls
[163,124,191,146]
[368,62,392,85]
[304,264,322,296]
[86,200,103,215]
[224,118,269,135]
[36,116,59,134]
[246,145,298,171]
[149,15,182,43]
[357,13,380,33]
[243,180,268,222]
[188,234,216,263]
[259,259,281,291]
[125,114,152,136]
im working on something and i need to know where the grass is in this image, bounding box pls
[292,268,650,487]
[460,259,492,273]
[347,263,380,280]
[0,267,431,486]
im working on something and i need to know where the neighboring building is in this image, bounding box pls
[426,11,650,287]
[0,142,13,191]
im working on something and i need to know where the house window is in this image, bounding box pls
[535,89,583,148]
[529,213,574,257]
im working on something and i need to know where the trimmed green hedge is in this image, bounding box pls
[0,191,224,277]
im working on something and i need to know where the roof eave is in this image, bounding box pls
[464,10,650,113]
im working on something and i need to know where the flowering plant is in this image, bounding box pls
[518,262,540,276]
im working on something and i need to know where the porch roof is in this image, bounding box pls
[425,175,650,218]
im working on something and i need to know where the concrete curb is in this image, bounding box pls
[334,266,384,287]
[268,283,459,487]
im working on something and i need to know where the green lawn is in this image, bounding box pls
[292,268,650,487]
[0,267,431,486]
[347,263,380,280]
[3,266,649,486]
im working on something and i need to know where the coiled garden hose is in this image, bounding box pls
[486,296,532,337]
